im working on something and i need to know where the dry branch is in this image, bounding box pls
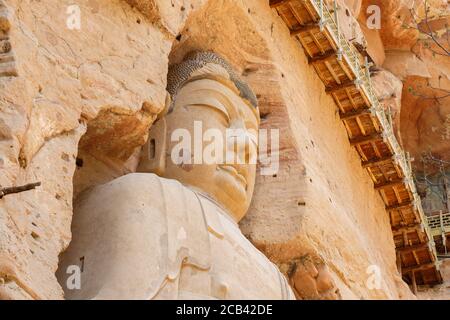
[0,182,41,199]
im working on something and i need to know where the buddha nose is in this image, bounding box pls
[226,119,254,164]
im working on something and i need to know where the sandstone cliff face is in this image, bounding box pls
[0,0,441,300]
[0,0,172,299]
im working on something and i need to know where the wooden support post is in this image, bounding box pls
[396,252,402,275]
[411,271,418,295]
[326,79,356,94]
[269,0,289,8]
[308,50,336,64]
[374,178,405,191]
[362,156,394,169]
[290,23,319,36]
[403,231,409,247]
[349,133,382,147]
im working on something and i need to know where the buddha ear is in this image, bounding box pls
[137,117,167,176]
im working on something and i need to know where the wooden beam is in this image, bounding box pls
[397,243,428,254]
[326,79,356,94]
[269,0,289,8]
[402,262,436,274]
[290,23,318,36]
[394,226,424,235]
[362,156,394,169]
[392,223,421,232]
[374,178,405,191]
[411,271,418,295]
[349,133,383,147]
[340,108,372,121]
[396,252,402,274]
[308,50,336,64]
[386,201,413,212]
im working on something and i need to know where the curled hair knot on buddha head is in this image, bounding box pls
[166,51,258,113]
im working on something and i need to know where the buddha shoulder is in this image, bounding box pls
[76,173,191,211]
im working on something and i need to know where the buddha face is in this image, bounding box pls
[142,69,259,222]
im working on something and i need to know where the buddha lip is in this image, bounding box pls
[218,165,247,188]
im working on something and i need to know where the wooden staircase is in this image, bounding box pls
[270,0,443,288]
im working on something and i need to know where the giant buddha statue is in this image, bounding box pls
[57,52,295,300]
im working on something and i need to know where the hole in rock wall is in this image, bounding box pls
[71,108,150,199]
[56,104,157,294]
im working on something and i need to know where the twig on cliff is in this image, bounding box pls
[423,0,450,56]
[0,182,41,199]
[406,0,450,56]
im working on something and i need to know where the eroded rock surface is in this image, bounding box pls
[0,0,447,300]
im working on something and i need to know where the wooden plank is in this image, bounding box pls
[356,144,369,161]
[412,250,421,266]
[386,201,413,211]
[302,0,318,22]
[290,23,318,36]
[392,223,421,232]
[392,225,422,235]
[356,115,367,136]
[362,156,394,169]
[349,133,382,147]
[398,210,407,226]
[393,186,403,205]
[380,189,389,206]
[310,30,326,54]
[336,58,355,83]
[402,262,437,274]
[403,231,410,247]
[270,0,290,8]
[324,60,341,84]
[308,50,336,64]
[326,79,355,94]
[371,141,382,159]
[397,243,428,254]
[374,178,405,191]
[340,108,370,120]
[345,87,358,112]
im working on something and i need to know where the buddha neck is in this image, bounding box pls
[186,184,241,225]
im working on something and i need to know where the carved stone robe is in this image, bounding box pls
[57,173,295,300]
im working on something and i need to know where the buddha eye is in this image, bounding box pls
[186,103,230,125]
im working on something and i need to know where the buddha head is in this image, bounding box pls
[138,52,260,222]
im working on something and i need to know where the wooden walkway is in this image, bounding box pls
[270,0,443,288]
[427,212,450,255]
